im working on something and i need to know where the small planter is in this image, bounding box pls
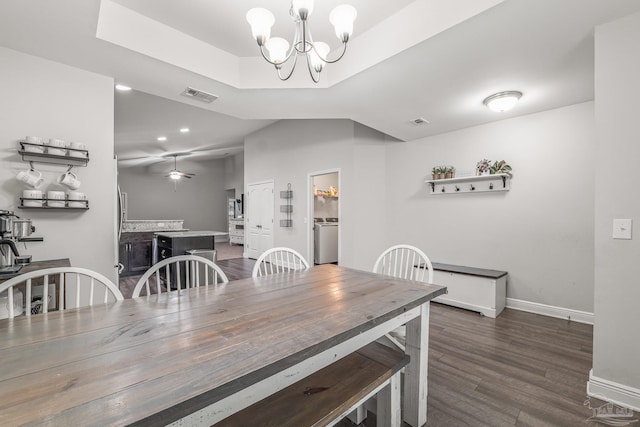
[445,172,454,179]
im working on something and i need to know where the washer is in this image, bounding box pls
[314,217,338,264]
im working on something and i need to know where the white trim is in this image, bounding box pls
[506,298,594,325]
[588,369,640,412]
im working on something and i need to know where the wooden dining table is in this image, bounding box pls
[0,264,445,426]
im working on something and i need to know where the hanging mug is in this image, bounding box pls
[58,171,81,190]
[16,168,44,189]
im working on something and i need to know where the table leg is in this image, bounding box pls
[403,302,429,426]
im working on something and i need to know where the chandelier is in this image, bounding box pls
[246,0,357,83]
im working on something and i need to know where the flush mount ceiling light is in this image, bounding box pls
[115,84,132,91]
[483,91,523,112]
[246,0,357,83]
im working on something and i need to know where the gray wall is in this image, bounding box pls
[592,11,640,400]
[0,47,116,281]
[224,152,244,198]
[384,102,595,313]
[118,158,228,232]
[244,119,388,270]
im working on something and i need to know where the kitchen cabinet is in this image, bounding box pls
[119,232,153,277]
[154,231,222,288]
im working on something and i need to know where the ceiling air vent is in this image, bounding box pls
[411,117,430,125]
[180,87,218,103]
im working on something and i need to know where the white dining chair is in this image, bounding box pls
[132,254,229,297]
[373,244,434,351]
[252,247,310,278]
[0,267,123,318]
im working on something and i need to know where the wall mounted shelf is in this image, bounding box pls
[425,174,511,194]
[19,198,90,210]
[18,141,89,167]
[279,183,293,227]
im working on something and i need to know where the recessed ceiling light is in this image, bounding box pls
[157,136,167,142]
[115,84,132,91]
[180,128,190,133]
[483,91,522,112]
[411,117,430,125]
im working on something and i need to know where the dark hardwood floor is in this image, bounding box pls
[120,259,607,426]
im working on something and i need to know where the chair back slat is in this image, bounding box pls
[0,267,123,319]
[132,255,229,298]
[373,244,434,284]
[251,247,310,278]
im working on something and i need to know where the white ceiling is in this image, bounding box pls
[1,0,640,167]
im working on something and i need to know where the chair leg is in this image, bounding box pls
[377,371,402,427]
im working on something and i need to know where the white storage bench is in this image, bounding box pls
[417,262,508,318]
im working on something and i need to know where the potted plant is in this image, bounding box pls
[431,167,440,180]
[438,165,447,179]
[445,166,455,179]
[476,159,492,176]
[490,160,512,175]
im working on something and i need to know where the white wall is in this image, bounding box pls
[591,11,640,406]
[0,48,116,280]
[118,158,228,232]
[224,152,244,198]
[244,119,387,270]
[384,102,595,313]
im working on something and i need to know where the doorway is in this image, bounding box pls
[308,170,340,265]
[246,180,274,259]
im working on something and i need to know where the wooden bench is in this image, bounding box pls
[217,342,409,427]
[417,262,508,318]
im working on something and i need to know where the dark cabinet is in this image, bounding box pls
[119,232,153,277]
[154,233,215,288]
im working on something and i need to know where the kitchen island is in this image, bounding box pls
[154,230,228,264]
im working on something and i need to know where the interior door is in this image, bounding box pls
[247,181,274,259]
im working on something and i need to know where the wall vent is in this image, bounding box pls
[411,117,430,125]
[180,87,218,103]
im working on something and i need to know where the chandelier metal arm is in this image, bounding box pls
[276,51,299,81]
[305,55,321,84]
[317,42,348,64]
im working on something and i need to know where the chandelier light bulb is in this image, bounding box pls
[246,8,275,45]
[309,42,330,72]
[483,91,523,112]
[329,4,357,42]
[265,37,290,64]
[292,0,314,20]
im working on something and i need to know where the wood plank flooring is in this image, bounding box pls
[121,259,606,426]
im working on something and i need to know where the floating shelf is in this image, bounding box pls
[425,174,511,194]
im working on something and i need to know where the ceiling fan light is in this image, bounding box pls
[329,4,357,42]
[292,0,314,20]
[483,91,522,112]
[169,171,181,180]
[246,8,275,45]
[309,42,330,72]
[265,37,290,64]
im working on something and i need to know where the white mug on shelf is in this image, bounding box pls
[16,169,44,189]
[47,190,66,208]
[22,189,43,207]
[23,136,45,153]
[46,138,66,156]
[57,171,81,190]
[67,191,86,208]
[67,141,87,158]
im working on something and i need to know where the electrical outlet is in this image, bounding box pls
[613,219,632,240]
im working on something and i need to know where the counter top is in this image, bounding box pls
[122,229,190,234]
[121,219,184,233]
[154,230,228,238]
[0,258,71,282]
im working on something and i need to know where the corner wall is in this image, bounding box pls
[384,102,595,314]
[0,47,116,280]
[590,11,640,409]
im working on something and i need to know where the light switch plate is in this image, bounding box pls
[613,219,632,240]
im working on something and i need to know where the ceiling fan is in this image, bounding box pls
[165,153,195,180]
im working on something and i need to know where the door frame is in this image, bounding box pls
[307,169,341,265]
[245,179,275,259]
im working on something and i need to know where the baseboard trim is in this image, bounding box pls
[505,298,594,325]
[588,370,640,412]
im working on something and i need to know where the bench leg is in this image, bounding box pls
[377,371,402,427]
[347,404,367,424]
